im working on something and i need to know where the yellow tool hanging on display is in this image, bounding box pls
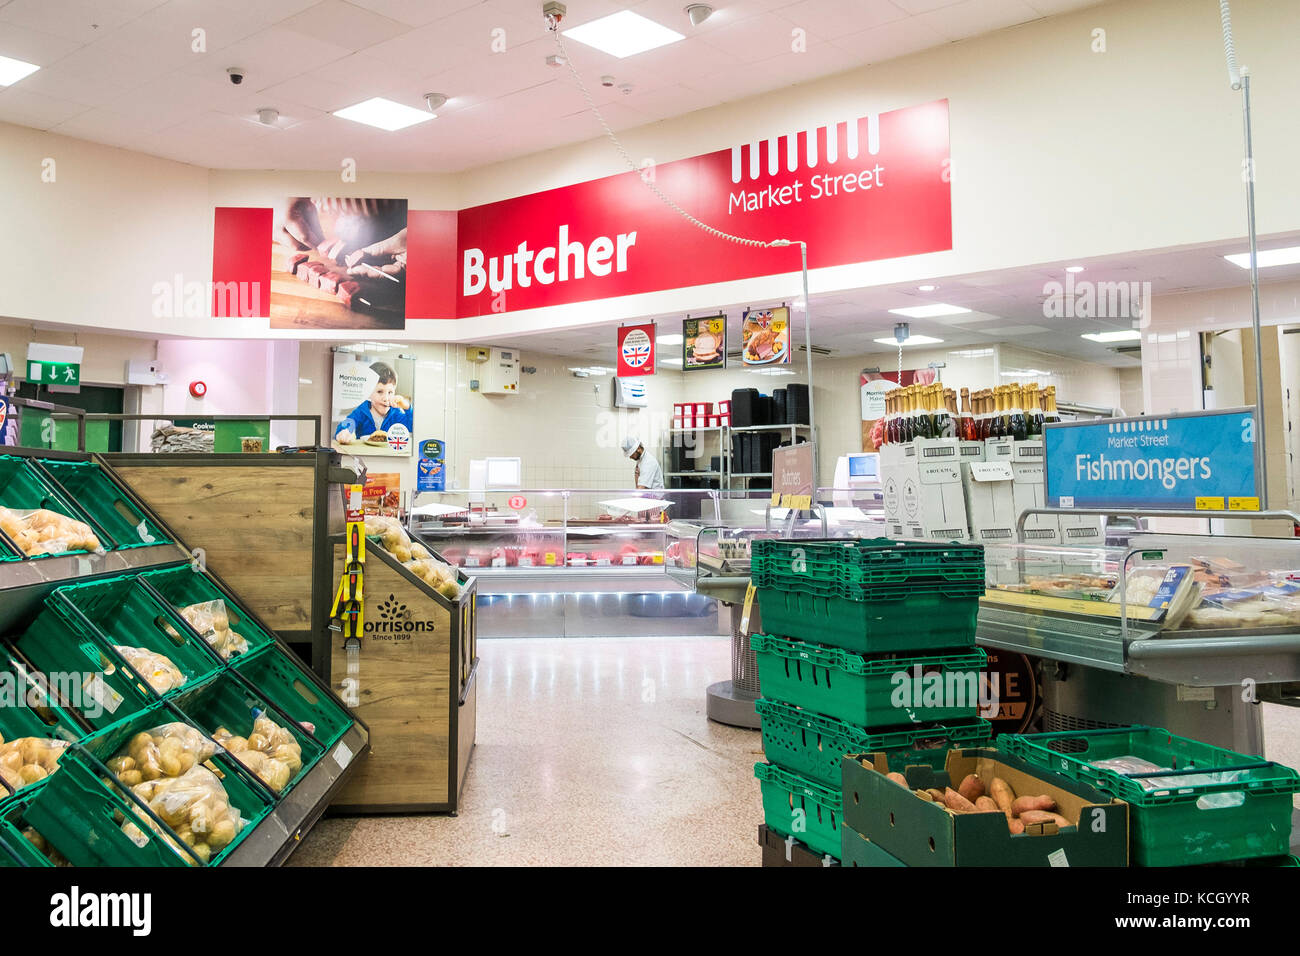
[331,485,367,638]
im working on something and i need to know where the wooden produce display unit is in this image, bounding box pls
[106,451,344,675]
[328,542,477,813]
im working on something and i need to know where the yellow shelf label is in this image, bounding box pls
[740,582,757,634]
[792,494,812,511]
[982,589,1162,621]
[1195,497,1225,511]
[1229,496,1260,512]
[770,492,781,507]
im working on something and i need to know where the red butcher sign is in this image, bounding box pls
[213,100,951,320]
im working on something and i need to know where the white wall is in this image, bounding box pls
[3,0,1300,342]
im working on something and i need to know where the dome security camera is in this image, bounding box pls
[685,3,714,27]
[227,67,245,85]
[424,92,448,113]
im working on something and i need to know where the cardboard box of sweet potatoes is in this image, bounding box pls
[841,747,1129,867]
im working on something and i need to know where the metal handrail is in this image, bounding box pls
[1016,506,1300,536]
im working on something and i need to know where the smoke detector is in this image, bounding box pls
[256,107,279,126]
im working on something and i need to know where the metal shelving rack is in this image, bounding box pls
[666,423,813,495]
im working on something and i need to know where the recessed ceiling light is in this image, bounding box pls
[657,333,683,346]
[0,54,40,86]
[917,285,936,292]
[887,304,971,319]
[563,11,685,58]
[1225,246,1300,269]
[333,97,434,131]
[873,334,944,346]
[1065,265,1085,273]
[1081,330,1142,343]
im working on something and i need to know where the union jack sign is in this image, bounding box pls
[617,324,655,377]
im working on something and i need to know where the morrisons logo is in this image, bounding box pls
[365,594,433,635]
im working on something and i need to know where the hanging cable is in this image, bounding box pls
[1219,0,1241,89]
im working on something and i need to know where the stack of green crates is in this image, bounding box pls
[0,561,357,866]
[750,538,991,863]
[1003,726,1300,867]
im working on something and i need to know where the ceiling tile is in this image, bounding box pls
[0,21,86,65]
[0,86,89,129]
[180,26,352,91]
[696,12,807,61]
[350,0,484,28]
[832,14,948,63]
[772,0,907,40]
[13,60,134,107]
[48,106,175,144]
[890,0,964,12]
[278,0,412,52]
[0,0,136,44]
[919,0,1040,41]
[1026,0,1104,14]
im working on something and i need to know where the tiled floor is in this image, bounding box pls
[289,636,764,866]
[290,636,1300,866]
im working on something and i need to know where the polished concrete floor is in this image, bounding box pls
[290,636,764,866]
[290,636,1300,867]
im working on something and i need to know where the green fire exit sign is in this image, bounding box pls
[27,360,80,386]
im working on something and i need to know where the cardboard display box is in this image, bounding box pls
[962,459,1017,543]
[841,748,1129,867]
[881,439,970,541]
[841,824,907,867]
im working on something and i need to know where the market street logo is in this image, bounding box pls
[1041,273,1151,321]
[50,887,152,936]
[365,594,432,638]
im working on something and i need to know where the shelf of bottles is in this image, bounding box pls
[878,382,1062,445]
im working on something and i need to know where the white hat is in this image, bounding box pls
[621,436,641,457]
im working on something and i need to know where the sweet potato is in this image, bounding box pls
[1008,817,1025,835]
[1019,810,1071,829]
[989,777,1015,813]
[886,771,908,788]
[1011,794,1057,815]
[943,787,976,813]
[915,789,934,802]
[926,789,946,802]
[958,773,985,803]
[974,796,1000,813]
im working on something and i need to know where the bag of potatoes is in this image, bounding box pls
[113,645,186,695]
[0,735,68,792]
[105,722,219,787]
[0,506,102,556]
[121,765,246,866]
[164,599,251,660]
[212,713,304,793]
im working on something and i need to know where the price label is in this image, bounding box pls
[1229,496,1260,511]
[791,494,812,511]
[739,582,757,634]
[346,484,364,523]
[544,552,558,566]
[770,492,781,507]
[1195,497,1225,511]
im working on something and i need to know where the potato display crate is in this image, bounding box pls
[841,824,907,867]
[170,669,326,798]
[1003,726,1300,867]
[752,538,984,588]
[0,651,87,799]
[233,643,355,749]
[842,748,1130,867]
[755,586,979,654]
[10,606,157,731]
[754,762,843,860]
[751,634,986,729]
[137,563,277,662]
[0,794,57,867]
[47,703,276,867]
[0,455,106,560]
[38,459,170,551]
[756,699,992,787]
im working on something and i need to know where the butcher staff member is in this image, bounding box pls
[621,436,664,490]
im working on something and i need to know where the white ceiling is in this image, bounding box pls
[500,235,1300,366]
[0,0,1103,172]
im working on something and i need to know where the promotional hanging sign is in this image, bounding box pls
[416,439,446,492]
[1044,408,1260,511]
[683,315,726,371]
[741,307,790,367]
[617,324,656,377]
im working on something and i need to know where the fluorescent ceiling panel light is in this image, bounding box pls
[1065,265,1085,273]
[1080,330,1142,343]
[887,304,971,319]
[333,97,433,131]
[563,11,684,58]
[0,54,39,86]
[1224,246,1300,269]
[873,335,944,346]
[917,285,936,292]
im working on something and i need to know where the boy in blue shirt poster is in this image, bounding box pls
[335,361,413,453]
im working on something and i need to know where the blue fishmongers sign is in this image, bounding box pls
[1044,407,1260,512]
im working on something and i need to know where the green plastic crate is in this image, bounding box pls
[753,537,984,589]
[752,634,986,729]
[841,824,907,867]
[233,644,355,749]
[137,564,276,662]
[754,762,843,860]
[0,795,57,867]
[0,651,88,798]
[170,670,326,798]
[10,606,157,730]
[50,575,224,684]
[39,459,169,550]
[1003,727,1300,867]
[756,699,992,787]
[756,586,978,654]
[0,455,105,559]
[53,702,276,866]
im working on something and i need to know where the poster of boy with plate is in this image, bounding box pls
[331,351,415,457]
